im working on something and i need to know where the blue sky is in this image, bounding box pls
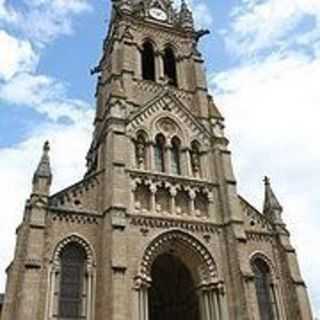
[0,0,320,316]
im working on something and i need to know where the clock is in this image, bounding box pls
[149,8,168,21]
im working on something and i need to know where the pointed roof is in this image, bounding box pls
[33,141,52,183]
[263,177,282,214]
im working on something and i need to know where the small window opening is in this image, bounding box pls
[154,134,166,173]
[163,47,177,86]
[142,42,156,81]
[171,137,181,175]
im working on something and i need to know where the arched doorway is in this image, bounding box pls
[149,253,199,320]
[135,231,229,320]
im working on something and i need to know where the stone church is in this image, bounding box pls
[1,0,314,319]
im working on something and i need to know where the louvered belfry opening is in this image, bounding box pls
[163,47,177,86]
[149,254,199,320]
[253,259,275,320]
[58,243,86,319]
[142,41,156,81]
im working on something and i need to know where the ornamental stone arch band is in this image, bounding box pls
[52,233,96,267]
[249,251,278,280]
[153,115,186,145]
[134,230,229,320]
[248,251,286,320]
[46,234,96,320]
[137,230,218,286]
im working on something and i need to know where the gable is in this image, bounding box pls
[127,91,211,148]
[239,196,274,234]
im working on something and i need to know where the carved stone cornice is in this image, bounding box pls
[128,168,216,189]
[245,231,274,242]
[50,210,100,225]
[129,214,220,234]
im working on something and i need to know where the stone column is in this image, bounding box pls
[169,186,177,215]
[157,52,165,82]
[189,189,196,217]
[135,278,150,320]
[135,46,142,80]
[243,275,257,320]
[49,263,61,320]
[200,151,209,180]
[86,265,95,320]
[146,141,154,171]
[165,144,171,174]
[198,282,229,320]
[270,280,284,320]
[149,184,157,214]
[217,283,229,320]
[181,147,191,176]
[44,263,57,320]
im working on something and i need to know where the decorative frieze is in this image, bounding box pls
[130,214,220,234]
[51,211,100,225]
[246,231,274,242]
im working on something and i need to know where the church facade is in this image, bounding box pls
[1,1,313,320]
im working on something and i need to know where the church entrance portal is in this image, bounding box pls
[149,253,199,320]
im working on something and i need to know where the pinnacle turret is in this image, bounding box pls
[180,0,193,31]
[32,141,52,195]
[263,176,284,224]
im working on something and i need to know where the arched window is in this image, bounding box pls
[142,41,156,81]
[135,131,147,170]
[59,243,86,319]
[170,136,181,175]
[191,141,201,178]
[163,47,177,86]
[252,258,275,320]
[154,134,166,173]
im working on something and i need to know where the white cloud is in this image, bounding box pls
[0,0,91,45]
[225,0,320,56]
[0,31,38,81]
[193,2,214,29]
[0,72,92,122]
[172,0,214,29]
[0,0,18,23]
[210,49,320,317]
[0,0,94,294]
[0,115,93,292]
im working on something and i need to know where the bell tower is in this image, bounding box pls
[1,1,314,320]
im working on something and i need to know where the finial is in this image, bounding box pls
[44,140,50,153]
[264,176,270,186]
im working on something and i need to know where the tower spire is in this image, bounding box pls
[32,141,52,196]
[263,176,284,224]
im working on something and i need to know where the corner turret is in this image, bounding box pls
[180,0,193,31]
[32,141,52,196]
[263,176,284,225]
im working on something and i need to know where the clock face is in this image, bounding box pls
[149,8,168,21]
